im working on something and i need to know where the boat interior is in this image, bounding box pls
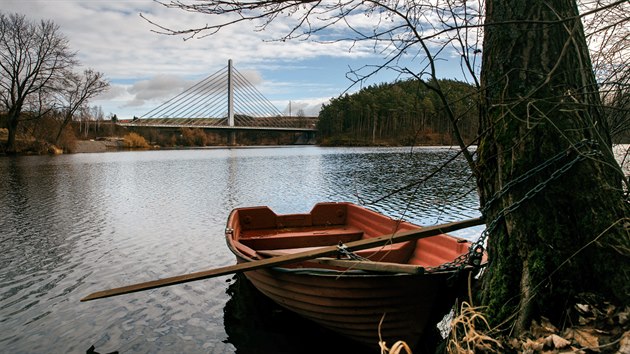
[228,202,470,268]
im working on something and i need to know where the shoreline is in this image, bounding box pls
[74,140,122,153]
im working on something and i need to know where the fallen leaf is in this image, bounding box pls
[544,335,553,348]
[576,303,591,314]
[618,307,629,326]
[559,347,584,354]
[579,315,594,325]
[566,328,600,351]
[547,334,571,349]
[617,330,630,354]
[606,304,616,317]
[541,317,559,333]
[532,318,558,337]
[523,338,544,351]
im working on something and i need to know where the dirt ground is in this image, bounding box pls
[74,139,122,153]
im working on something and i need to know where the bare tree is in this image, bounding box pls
[53,69,109,145]
[89,105,106,134]
[0,12,77,153]
[581,0,630,143]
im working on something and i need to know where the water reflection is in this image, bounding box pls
[223,274,358,354]
[316,147,480,225]
[0,147,480,353]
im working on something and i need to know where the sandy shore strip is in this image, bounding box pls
[74,140,122,153]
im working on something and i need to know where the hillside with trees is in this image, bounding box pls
[317,79,478,146]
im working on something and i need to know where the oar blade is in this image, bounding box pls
[81,265,235,301]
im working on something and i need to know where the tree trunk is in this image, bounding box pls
[477,0,629,333]
[55,112,73,146]
[5,107,21,153]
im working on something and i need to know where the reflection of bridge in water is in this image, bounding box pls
[119,60,317,144]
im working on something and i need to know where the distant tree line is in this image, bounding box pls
[317,76,629,146]
[317,79,479,146]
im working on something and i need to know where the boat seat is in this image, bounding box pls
[356,241,415,263]
[239,227,364,250]
[256,246,324,258]
[256,240,415,264]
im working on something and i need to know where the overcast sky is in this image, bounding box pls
[3,0,468,119]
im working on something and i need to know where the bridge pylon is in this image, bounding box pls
[227,59,235,128]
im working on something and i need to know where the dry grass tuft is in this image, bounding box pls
[377,314,413,354]
[123,132,149,148]
[447,301,503,353]
[378,340,412,354]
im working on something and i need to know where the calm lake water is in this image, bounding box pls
[0,146,481,353]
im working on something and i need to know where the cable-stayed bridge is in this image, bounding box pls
[119,60,317,133]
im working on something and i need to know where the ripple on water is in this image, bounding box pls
[0,147,482,353]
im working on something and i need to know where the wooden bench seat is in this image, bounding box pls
[256,239,416,264]
[239,227,364,250]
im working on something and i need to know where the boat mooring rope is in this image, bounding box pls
[336,241,371,261]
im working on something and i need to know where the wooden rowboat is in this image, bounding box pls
[225,202,484,348]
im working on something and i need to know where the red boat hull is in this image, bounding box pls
[225,202,479,348]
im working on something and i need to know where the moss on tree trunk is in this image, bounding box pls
[477,0,629,333]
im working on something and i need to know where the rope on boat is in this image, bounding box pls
[336,241,370,261]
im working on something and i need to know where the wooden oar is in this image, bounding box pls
[313,258,425,274]
[80,217,484,302]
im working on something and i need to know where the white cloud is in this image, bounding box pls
[94,84,127,101]
[280,99,328,117]
[128,75,192,101]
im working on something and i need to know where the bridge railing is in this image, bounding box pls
[118,115,318,131]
